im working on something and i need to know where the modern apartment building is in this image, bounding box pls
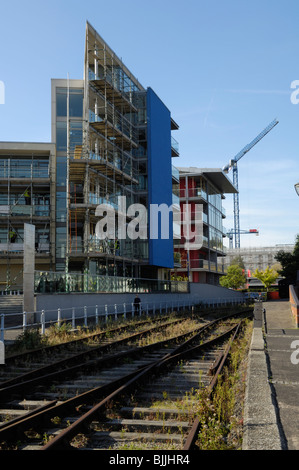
[0,142,55,289]
[0,22,180,291]
[172,167,237,285]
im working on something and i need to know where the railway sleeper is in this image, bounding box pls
[89,430,186,447]
[91,417,190,434]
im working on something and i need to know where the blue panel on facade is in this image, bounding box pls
[147,87,174,268]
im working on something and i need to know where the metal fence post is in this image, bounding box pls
[72,307,76,330]
[0,314,4,342]
[23,312,27,332]
[41,310,45,335]
[105,305,108,323]
[84,306,87,328]
[95,305,99,325]
[57,308,61,328]
[115,304,118,320]
[123,303,126,320]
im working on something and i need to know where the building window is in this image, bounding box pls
[56,88,83,118]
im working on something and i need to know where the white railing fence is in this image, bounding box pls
[0,297,249,342]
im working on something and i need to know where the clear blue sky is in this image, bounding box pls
[0,0,298,249]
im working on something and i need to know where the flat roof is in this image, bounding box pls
[0,142,55,155]
[178,167,238,194]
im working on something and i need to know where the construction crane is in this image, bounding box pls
[223,118,279,249]
[227,228,259,249]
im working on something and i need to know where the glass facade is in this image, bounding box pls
[173,170,233,285]
[50,23,178,281]
[55,86,84,271]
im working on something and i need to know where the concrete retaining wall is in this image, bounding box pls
[34,282,245,321]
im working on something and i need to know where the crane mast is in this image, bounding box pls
[223,119,279,249]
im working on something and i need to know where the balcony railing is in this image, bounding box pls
[179,188,207,200]
[171,136,179,156]
[68,236,149,260]
[34,271,189,295]
[172,165,179,182]
[0,242,50,253]
[89,106,138,145]
[0,161,49,179]
[0,205,50,217]
[174,258,226,273]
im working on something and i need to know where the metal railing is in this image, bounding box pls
[0,296,248,342]
[34,272,189,295]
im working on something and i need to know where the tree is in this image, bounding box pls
[230,255,245,270]
[220,264,246,290]
[253,266,278,292]
[275,234,299,282]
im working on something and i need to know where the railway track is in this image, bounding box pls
[0,308,253,450]
[0,314,199,391]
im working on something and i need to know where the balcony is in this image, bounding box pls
[89,109,138,149]
[179,188,207,201]
[0,205,50,217]
[171,136,179,157]
[175,257,226,273]
[0,242,50,254]
[88,67,138,113]
[172,165,179,182]
[0,160,49,180]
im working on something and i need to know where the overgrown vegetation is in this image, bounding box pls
[114,316,253,451]
[190,319,253,450]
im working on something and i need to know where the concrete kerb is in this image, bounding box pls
[242,324,282,450]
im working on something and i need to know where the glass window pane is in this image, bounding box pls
[56,122,67,152]
[56,91,67,117]
[70,93,83,117]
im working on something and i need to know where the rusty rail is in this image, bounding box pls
[42,323,241,450]
[183,320,244,450]
[0,310,252,450]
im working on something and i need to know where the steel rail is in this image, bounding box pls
[2,314,182,366]
[0,316,189,393]
[182,320,245,450]
[0,311,252,449]
[41,323,242,450]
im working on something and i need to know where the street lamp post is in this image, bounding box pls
[295,183,299,196]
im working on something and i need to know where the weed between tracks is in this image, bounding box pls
[184,318,253,450]
[3,307,253,451]
[107,318,253,451]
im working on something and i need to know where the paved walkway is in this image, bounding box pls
[243,299,299,450]
[264,300,299,450]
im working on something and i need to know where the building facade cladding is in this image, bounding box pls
[0,142,55,290]
[50,22,178,279]
[146,88,174,269]
[172,167,237,285]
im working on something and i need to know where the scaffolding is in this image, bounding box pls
[0,146,55,291]
[65,23,146,277]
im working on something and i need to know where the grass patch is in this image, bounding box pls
[191,319,253,450]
